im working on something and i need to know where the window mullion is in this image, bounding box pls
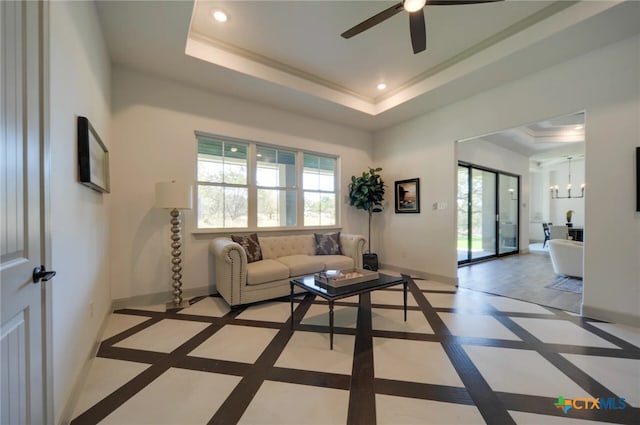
[248,143,257,229]
[297,151,304,227]
[335,156,341,227]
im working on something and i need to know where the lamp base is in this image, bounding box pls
[165,207,189,312]
[165,299,191,311]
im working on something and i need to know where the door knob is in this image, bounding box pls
[33,265,56,283]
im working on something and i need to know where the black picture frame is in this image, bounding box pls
[395,178,420,213]
[78,116,110,193]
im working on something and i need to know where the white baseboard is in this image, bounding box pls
[112,285,216,310]
[379,263,458,286]
[59,301,113,424]
[581,304,640,327]
[61,285,219,423]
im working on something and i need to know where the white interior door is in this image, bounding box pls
[1,1,49,423]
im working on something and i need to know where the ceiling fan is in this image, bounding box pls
[341,0,504,54]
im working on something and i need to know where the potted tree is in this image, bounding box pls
[348,167,385,270]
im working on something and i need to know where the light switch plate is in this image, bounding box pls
[433,201,448,210]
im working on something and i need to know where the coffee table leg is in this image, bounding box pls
[329,300,334,350]
[290,282,294,330]
[403,280,408,322]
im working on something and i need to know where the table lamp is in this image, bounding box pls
[155,181,193,310]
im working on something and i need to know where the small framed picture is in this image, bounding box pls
[395,178,420,213]
[78,116,110,193]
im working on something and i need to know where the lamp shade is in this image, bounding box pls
[155,181,193,210]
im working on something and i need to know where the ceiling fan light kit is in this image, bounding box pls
[403,0,427,13]
[341,0,503,54]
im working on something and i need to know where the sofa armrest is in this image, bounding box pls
[340,233,366,269]
[210,238,247,306]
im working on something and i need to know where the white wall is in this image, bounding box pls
[529,157,586,241]
[457,138,531,251]
[374,35,640,325]
[529,169,548,241]
[109,67,373,302]
[49,1,112,423]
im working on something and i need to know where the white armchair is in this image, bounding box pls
[548,239,583,278]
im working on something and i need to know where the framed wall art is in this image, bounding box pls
[78,116,110,193]
[395,178,420,213]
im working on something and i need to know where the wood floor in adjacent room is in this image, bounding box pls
[69,274,638,425]
[458,247,582,313]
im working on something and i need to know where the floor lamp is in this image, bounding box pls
[155,181,193,310]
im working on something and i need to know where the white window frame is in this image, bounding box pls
[256,146,298,228]
[302,153,339,227]
[194,131,340,233]
[196,136,249,229]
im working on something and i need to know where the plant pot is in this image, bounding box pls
[363,253,379,271]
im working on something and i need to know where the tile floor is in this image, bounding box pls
[70,275,639,425]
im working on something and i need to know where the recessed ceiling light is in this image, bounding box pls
[230,147,238,153]
[212,10,228,23]
[377,82,387,90]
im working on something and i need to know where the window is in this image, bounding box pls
[303,154,336,226]
[196,133,338,230]
[197,138,248,228]
[256,146,297,227]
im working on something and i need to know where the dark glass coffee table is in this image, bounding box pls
[290,273,407,349]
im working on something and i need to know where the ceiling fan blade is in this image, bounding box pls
[426,0,503,5]
[409,11,426,53]
[341,2,404,39]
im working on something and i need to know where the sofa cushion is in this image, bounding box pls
[314,232,342,255]
[246,259,290,285]
[231,233,263,263]
[320,255,354,271]
[275,255,324,277]
[260,235,316,259]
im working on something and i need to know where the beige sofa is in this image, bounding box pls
[210,233,365,307]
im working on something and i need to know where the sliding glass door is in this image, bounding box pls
[470,168,497,261]
[498,174,519,255]
[457,167,470,262]
[458,163,519,265]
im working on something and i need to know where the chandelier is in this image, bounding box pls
[550,157,585,199]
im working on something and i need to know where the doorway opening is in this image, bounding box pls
[455,112,585,313]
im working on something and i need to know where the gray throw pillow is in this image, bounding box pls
[315,232,342,255]
[231,233,263,263]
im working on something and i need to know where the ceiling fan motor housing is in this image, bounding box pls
[341,0,503,54]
